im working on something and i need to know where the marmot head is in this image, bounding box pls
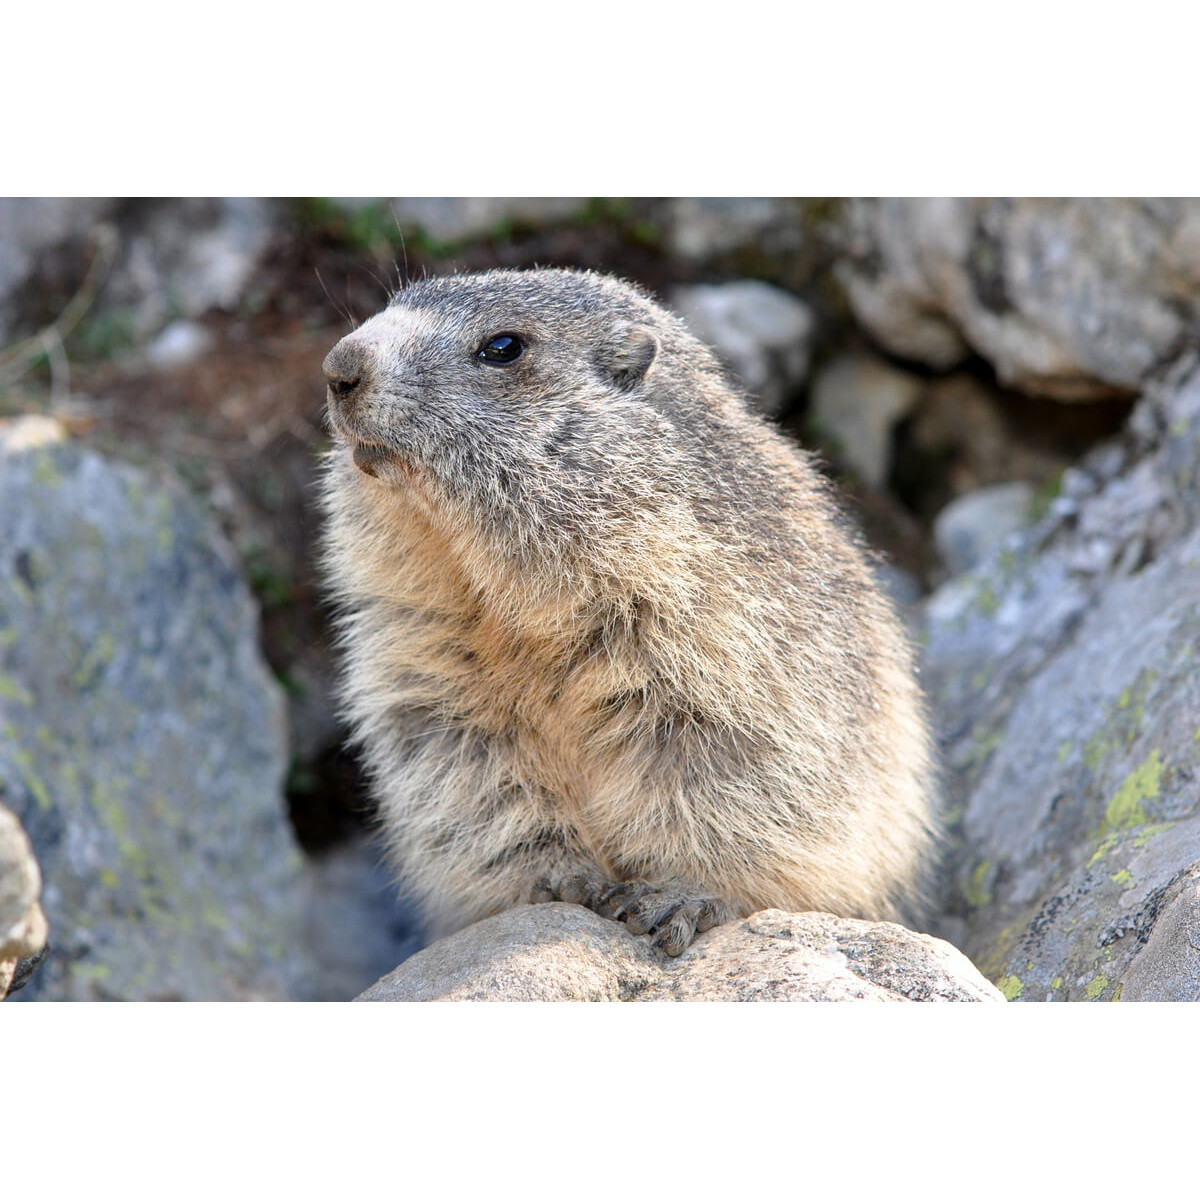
[323,269,739,560]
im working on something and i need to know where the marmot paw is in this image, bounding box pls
[530,873,732,955]
[529,870,614,909]
[598,882,732,957]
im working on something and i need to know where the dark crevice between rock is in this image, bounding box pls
[888,354,1135,524]
[967,215,1014,317]
[285,741,376,854]
[5,944,50,997]
[1099,867,1200,950]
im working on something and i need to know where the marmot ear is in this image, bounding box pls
[600,323,659,391]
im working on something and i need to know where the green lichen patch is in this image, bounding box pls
[964,859,993,908]
[0,674,34,706]
[975,918,1028,981]
[1132,822,1177,849]
[1102,750,1164,835]
[32,450,63,487]
[1083,731,1113,772]
[1088,752,1168,863]
[1084,974,1109,1001]
[958,721,1004,782]
[70,631,117,690]
[997,975,1024,1000]
[70,962,112,984]
[13,748,52,810]
[1082,670,1159,772]
[1121,670,1156,736]
[1110,868,1133,887]
[973,582,1000,618]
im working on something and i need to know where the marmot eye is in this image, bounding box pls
[477,334,524,365]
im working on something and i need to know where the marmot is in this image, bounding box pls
[321,268,936,955]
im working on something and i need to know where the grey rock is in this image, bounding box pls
[0,199,118,344]
[838,198,1200,399]
[0,422,317,1000]
[356,904,1003,1002]
[809,353,924,488]
[664,198,802,261]
[145,320,215,369]
[377,198,587,245]
[670,281,814,416]
[304,835,422,1001]
[0,801,48,998]
[921,361,1200,1000]
[0,198,276,350]
[115,199,276,339]
[0,415,65,454]
[1118,869,1200,1001]
[872,562,923,610]
[934,482,1036,576]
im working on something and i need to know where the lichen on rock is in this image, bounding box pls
[922,362,1200,1000]
[0,424,317,999]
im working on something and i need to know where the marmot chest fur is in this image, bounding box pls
[321,267,935,955]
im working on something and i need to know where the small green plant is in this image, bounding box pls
[244,547,294,608]
[72,307,137,362]
[572,197,631,226]
[630,220,661,246]
[294,198,459,259]
[1028,471,1064,522]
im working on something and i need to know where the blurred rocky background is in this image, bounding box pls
[2,197,1198,1000]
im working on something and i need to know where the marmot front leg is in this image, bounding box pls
[531,871,733,956]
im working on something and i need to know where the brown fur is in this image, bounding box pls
[320,268,937,953]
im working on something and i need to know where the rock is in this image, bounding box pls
[0,422,318,1000]
[304,835,423,1001]
[664,198,804,261]
[378,198,587,245]
[809,352,924,488]
[838,198,1200,400]
[933,482,1035,576]
[0,199,117,344]
[115,199,276,339]
[0,198,276,349]
[1118,870,1200,1001]
[145,320,215,369]
[921,359,1200,1001]
[670,281,814,416]
[872,562,923,610]
[0,801,48,998]
[356,904,1003,1002]
[898,370,1116,513]
[0,414,68,453]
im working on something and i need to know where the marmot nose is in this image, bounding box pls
[323,339,370,406]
